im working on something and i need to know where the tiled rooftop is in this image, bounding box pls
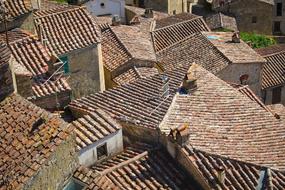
[0,42,11,67]
[73,166,118,190]
[112,25,156,62]
[184,146,285,189]
[71,109,121,150]
[0,94,73,189]
[151,13,210,52]
[203,32,266,64]
[256,45,285,89]
[0,0,32,21]
[157,33,229,73]
[34,6,100,55]
[85,143,198,189]
[160,64,285,170]
[69,64,190,129]
[205,13,238,31]
[2,29,71,99]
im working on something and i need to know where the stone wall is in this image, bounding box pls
[217,62,263,97]
[263,85,285,105]
[272,0,285,35]
[67,44,105,99]
[0,62,14,101]
[13,74,33,98]
[23,134,78,190]
[79,130,123,166]
[0,13,35,34]
[30,91,71,111]
[214,0,273,35]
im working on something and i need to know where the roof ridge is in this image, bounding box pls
[99,151,148,175]
[34,6,86,19]
[153,16,205,32]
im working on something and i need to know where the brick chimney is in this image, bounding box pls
[180,64,198,94]
[169,124,190,145]
[0,43,14,101]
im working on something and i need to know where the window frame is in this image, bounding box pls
[96,143,108,160]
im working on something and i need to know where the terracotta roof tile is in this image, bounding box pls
[160,64,285,170]
[260,51,285,89]
[2,29,71,99]
[101,26,131,72]
[151,13,210,52]
[0,0,32,22]
[90,143,198,189]
[204,32,266,64]
[0,42,11,67]
[256,44,285,57]
[69,64,190,129]
[0,94,72,189]
[34,6,100,55]
[157,33,229,73]
[184,146,285,190]
[71,109,121,150]
[73,166,118,190]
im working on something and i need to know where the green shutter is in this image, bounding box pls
[60,56,69,74]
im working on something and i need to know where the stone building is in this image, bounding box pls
[0,0,35,33]
[0,48,78,189]
[71,109,123,167]
[73,143,200,189]
[256,44,285,105]
[34,6,105,98]
[0,29,71,111]
[157,32,266,96]
[272,0,285,35]
[151,13,211,52]
[205,12,238,31]
[126,0,189,15]
[211,0,274,35]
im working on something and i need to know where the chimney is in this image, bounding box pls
[144,8,154,18]
[112,15,121,26]
[179,64,198,94]
[169,124,190,145]
[217,166,225,185]
[232,31,240,43]
[0,43,14,101]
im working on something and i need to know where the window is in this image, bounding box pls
[100,3,105,7]
[252,16,257,23]
[60,56,69,74]
[63,178,86,190]
[277,3,282,16]
[173,10,176,15]
[272,86,282,104]
[240,74,249,85]
[97,143,107,160]
[274,21,281,33]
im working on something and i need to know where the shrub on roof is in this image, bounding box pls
[240,32,276,49]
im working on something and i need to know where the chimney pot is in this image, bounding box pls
[232,31,240,43]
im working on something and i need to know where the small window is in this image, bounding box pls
[60,56,69,74]
[272,87,282,104]
[277,3,282,16]
[274,21,281,33]
[252,16,257,23]
[63,178,86,190]
[173,10,176,15]
[100,3,105,7]
[97,143,107,160]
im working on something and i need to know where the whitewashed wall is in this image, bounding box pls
[79,130,123,167]
[85,0,126,21]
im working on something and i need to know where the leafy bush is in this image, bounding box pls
[240,32,276,49]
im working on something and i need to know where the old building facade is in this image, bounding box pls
[34,6,105,98]
[126,0,189,15]
[212,0,274,35]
